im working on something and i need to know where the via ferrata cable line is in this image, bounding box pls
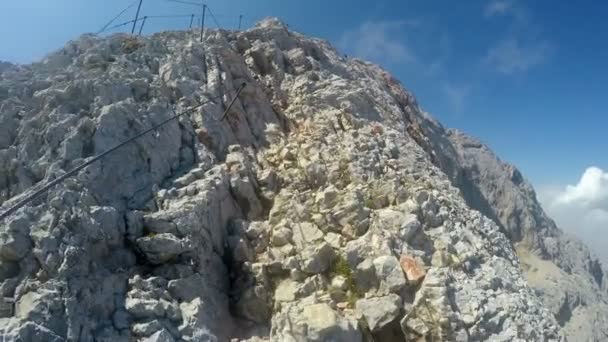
[97,0,139,34]
[0,83,247,222]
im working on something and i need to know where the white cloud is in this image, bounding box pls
[538,167,608,263]
[338,21,416,65]
[484,37,553,74]
[484,0,514,17]
[555,167,608,209]
[442,82,471,113]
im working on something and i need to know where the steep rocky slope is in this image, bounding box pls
[0,18,603,341]
[445,131,608,341]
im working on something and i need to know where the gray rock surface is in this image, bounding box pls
[356,294,401,332]
[425,126,608,340]
[0,16,597,341]
[271,302,361,342]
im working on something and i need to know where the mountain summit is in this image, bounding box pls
[0,18,606,341]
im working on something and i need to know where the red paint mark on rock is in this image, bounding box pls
[400,255,426,285]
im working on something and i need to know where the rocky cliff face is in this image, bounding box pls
[0,18,604,341]
[445,131,608,341]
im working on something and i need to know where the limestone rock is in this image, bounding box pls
[373,209,421,242]
[271,302,361,342]
[331,276,348,291]
[125,298,165,319]
[142,329,175,342]
[166,275,212,306]
[270,227,292,247]
[274,279,298,303]
[291,222,324,250]
[136,234,191,264]
[355,259,378,293]
[300,242,335,274]
[356,294,401,332]
[0,231,31,261]
[324,232,344,249]
[373,255,406,294]
[301,304,359,341]
[132,320,163,336]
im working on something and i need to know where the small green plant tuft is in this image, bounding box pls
[329,255,362,308]
[331,255,352,278]
[365,181,391,209]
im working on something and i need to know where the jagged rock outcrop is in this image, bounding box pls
[0,17,602,341]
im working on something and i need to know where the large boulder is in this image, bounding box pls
[356,294,401,332]
[373,255,406,294]
[136,234,191,264]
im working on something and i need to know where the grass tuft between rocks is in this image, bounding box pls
[329,255,362,308]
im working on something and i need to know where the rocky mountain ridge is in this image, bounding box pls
[0,18,606,341]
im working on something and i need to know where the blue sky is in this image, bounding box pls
[0,0,606,187]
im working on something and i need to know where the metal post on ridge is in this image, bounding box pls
[131,0,144,34]
[138,16,148,35]
[190,14,195,28]
[238,14,243,30]
[200,4,206,42]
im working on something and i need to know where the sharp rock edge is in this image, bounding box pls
[0,17,605,341]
